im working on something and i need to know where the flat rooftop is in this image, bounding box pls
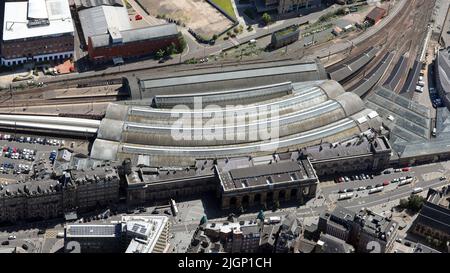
[220,158,317,192]
[139,62,323,90]
[3,0,74,41]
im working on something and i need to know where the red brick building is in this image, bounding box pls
[87,24,180,64]
[365,7,387,25]
[1,0,74,66]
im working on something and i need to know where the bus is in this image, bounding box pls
[170,199,178,216]
[398,178,413,186]
[368,187,384,194]
[338,192,354,201]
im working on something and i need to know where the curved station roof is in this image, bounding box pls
[91,80,382,166]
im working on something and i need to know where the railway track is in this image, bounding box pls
[0,95,122,108]
[337,0,435,97]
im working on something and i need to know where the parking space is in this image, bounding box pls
[0,133,72,181]
[0,132,92,181]
[323,167,419,199]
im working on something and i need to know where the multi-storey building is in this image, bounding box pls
[299,135,392,177]
[1,0,74,66]
[318,206,356,242]
[412,186,450,245]
[319,207,398,253]
[0,167,120,224]
[218,157,318,210]
[64,215,170,253]
[0,180,63,223]
[353,209,399,253]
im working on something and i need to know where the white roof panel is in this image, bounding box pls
[3,0,74,41]
[367,111,379,119]
[28,0,49,19]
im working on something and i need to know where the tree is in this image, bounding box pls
[400,195,425,212]
[212,34,218,41]
[408,195,425,212]
[262,13,272,25]
[200,215,207,225]
[166,42,178,55]
[399,198,409,209]
[156,49,165,59]
[177,34,187,53]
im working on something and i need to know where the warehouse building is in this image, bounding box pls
[365,7,387,26]
[70,0,124,10]
[78,4,132,48]
[255,0,323,16]
[1,0,74,66]
[87,24,180,64]
[77,4,180,64]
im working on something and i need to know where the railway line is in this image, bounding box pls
[325,0,435,97]
[0,95,121,109]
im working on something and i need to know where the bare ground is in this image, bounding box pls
[138,0,234,38]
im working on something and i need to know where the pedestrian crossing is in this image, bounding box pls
[44,229,58,238]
